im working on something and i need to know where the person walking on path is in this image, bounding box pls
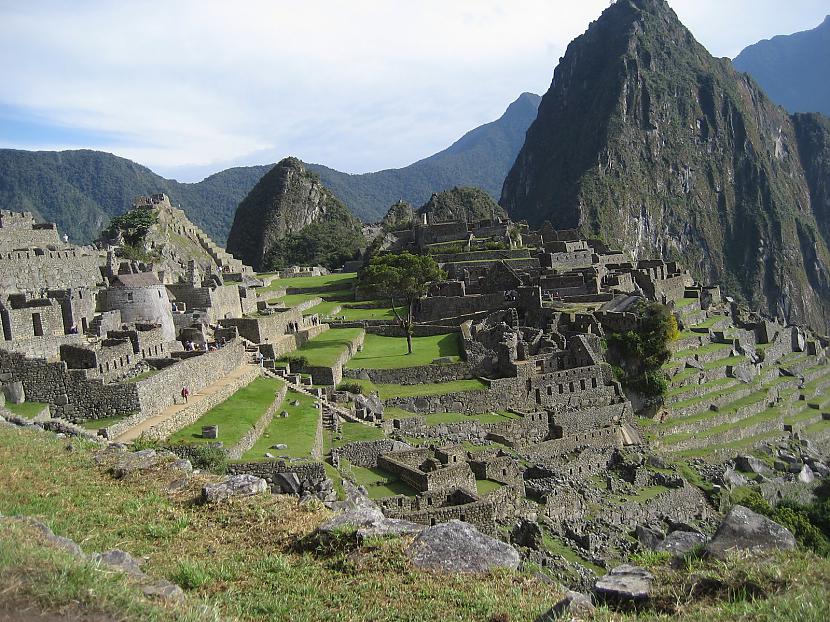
[181,386,190,403]
[257,351,264,367]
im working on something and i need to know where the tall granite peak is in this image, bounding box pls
[501,0,830,331]
[733,15,830,116]
[418,187,507,224]
[225,157,363,271]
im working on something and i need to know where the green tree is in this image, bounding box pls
[106,205,158,247]
[361,252,445,354]
[606,302,677,397]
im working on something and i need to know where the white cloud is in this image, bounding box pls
[0,0,827,180]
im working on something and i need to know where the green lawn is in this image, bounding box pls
[168,377,283,446]
[3,401,48,419]
[284,328,364,368]
[334,421,387,446]
[475,479,504,495]
[348,333,462,369]
[343,461,418,499]
[79,415,129,430]
[337,305,397,321]
[673,342,732,359]
[417,411,520,425]
[675,297,699,309]
[339,378,488,400]
[258,272,357,295]
[242,389,319,460]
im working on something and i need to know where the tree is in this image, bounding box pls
[362,252,446,354]
[106,205,158,247]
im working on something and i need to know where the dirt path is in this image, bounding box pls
[114,364,257,443]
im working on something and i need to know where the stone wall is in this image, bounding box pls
[417,293,509,323]
[133,339,247,420]
[226,460,327,495]
[343,361,472,386]
[0,249,102,292]
[331,439,412,468]
[260,324,329,359]
[301,329,364,386]
[379,488,497,534]
[0,334,85,359]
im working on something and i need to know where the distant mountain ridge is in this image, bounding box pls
[733,15,830,116]
[0,93,539,245]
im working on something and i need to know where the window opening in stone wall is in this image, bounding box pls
[32,313,44,337]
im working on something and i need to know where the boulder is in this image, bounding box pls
[735,455,770,475]
[272,443,288,450]
[170,459,193,473]
[406,520,520,573]
[141,579,185,602]
[535,590,595,621]
[201,474,268,503]
[92,549,144,578]
[510,518,543,551]
[634,524,664,550]
[112,449,163,479]
[594,564,653,603]
[721,467,748,488]
[2,381,25,404]
[274,472,302,495]
[705,505,797,559]
[656,531,705,556]
[798,464,815,484]
[318,487,423,541]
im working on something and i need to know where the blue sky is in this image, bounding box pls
[1,0,828,182]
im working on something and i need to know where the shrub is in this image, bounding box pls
[186,445,227,474]
[283,355,308,370]
[131,433,161,451]
[338,381,364,395]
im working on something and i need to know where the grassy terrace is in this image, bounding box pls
[2,401,48,419]
[691,315,727,329]
[347,333,462,369]
[343,460,418,499]
[475,479,504,495]
[168,377,282,446]
[283,327,364,368]
[79,415,129,430]
[334,421,386,446]
[242,389,319,460]
[665,377,736,400]
[257,272,357,295]
[673,342,732,360]
[341,377,488,400]
[674,296,699,309]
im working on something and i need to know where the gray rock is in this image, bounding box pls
[406,520,520,573]
[798,464,815,484]
[656,531,705,556]
[705,505,797,559]
[635,524,664,550]
[112,449,161,479]
[264,452,275,459]
[735,455,770,475]
[319,486,423,540]
[510,518,543,551]
[535,590,595,621]
[732,363,757,384]
[23,518,84,558]
[170,459,192,473]
[141,579,185,602]
[274,472,302,495]
[272,443,288,450]
[168,478,189,492]
[279,411,289,418]
[594,564,654,603]
[2,381,25,404]
[201,474,268,503]
[92,549,144,578]
[722,467,748,488]
[432,357,455,365]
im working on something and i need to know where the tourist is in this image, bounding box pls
[257,351,264,367]
[68,323,78,334]
[181,386,190,403]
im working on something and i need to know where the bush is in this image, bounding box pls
[186,445,227,474]
[338,381,364,395]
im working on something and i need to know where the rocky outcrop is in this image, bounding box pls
[226,157,364,271]
[501,0,830,332]
[535,591,595,621]
[201,474,268,503]
[593,564,654,604]
[705,505,797,559]
[419,187,506,224]
[406,519,520,573]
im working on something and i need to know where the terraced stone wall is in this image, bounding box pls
[331,439,412,468]
[226,460,327,494]
[343,361,471,385]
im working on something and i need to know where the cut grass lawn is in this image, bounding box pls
[284,327,364,368]
[334,421,386,446]
[2,401,48,419]
[168,377,282,446]
[342,460,418,499]
[475,479,504,495]
[673,342,732,359]
[242,389,319,460]
[258,272,357,295]
[348,333,462,369]
[79,414,129,430]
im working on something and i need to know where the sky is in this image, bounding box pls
[1,0,828,182]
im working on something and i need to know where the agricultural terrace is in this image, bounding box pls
[347,333,462,369]
[243,389,320,460]
[168,377,283,446]
[284,328,364,367]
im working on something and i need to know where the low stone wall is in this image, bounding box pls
[528,426,623,460]
[331,439,412,468]
[133,340,247,420]
[225,382,288,460]
[303,330,365,386]
[343,362,472,386]
[264,324,329,359]
[381,492,496,535]
[227,460,327,494]
[364,324,462,338]
[601,484,711,529]
[0,334,87,359]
